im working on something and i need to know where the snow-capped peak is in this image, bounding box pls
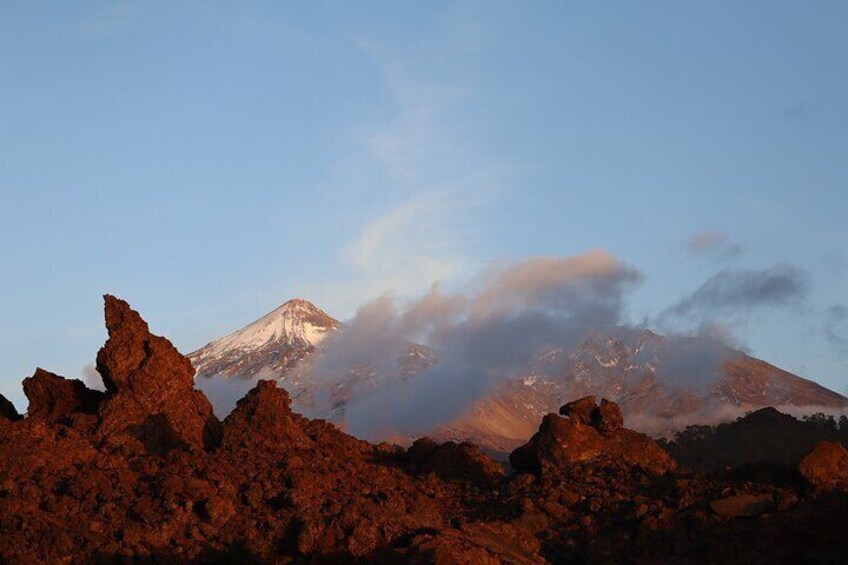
[191,299,340,370]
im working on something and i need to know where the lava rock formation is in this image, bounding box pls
[0,296,847,563]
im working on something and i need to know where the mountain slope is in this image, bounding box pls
[190,299,439,418]
[190,300,848,452]
[435,330,848,452]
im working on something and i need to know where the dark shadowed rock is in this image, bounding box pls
[799,441,848,490]
[94,295,221,451]
[0,392,20,422]
[404,437,505,488]
[559,395,596,424]
[222,379,312,451]
[22,368,104,423]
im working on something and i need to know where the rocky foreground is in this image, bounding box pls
[1,297,848,563]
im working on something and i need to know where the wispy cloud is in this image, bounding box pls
[661,264,809,325]
[336,192,470,304]
[683,229,743,259]
[310,33,504,314]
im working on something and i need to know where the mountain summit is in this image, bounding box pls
[189,299,340,379]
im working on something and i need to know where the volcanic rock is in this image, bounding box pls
[799,441,848,490]
[94,295,221,451]
[221,379,312,451]
[404,437,505,488]
[511,397,676,476]
[22,368,104,423]
[559,395,596,424]
[5,296,848,562]
[592,398,624,435]
[0,392,21,422]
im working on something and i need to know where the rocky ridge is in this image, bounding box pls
[0,297,847,562]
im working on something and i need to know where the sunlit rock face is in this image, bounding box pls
[94,295,221,451]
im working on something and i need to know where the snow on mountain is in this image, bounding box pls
[190,299,340,380]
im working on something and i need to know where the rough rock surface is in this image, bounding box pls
[559,395,597,424]
[513,398,676,476]
[0,392,21,422]
[592,398,624,435]
[2,298,848,563]
[221,379,313,451]
[22,368,104,423]
[94,295,221,451]
[404,437,505,488]
[799,441,848,490]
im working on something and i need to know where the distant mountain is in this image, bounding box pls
[434,329,848,453]
[190,298,340,379]
[191,300,848,452]
[190,299,439,418]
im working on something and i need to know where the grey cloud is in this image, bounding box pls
[308,250,643,439]
[663,264,809,321]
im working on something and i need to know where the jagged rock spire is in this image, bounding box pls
[94,295,221,450]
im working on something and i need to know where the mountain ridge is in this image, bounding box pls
[190,298,848,451]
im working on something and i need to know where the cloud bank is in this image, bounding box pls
[307,250,641,439]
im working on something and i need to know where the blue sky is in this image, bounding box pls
[1,1,846,409]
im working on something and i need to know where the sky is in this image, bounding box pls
[1,1,846,410]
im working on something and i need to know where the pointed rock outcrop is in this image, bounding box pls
[222,380,312,451]
[94,295,221,451]
[0,392,20,423]
[22,368,103,423]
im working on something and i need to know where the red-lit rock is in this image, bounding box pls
[22,368,103,423]
[94,295,221,451]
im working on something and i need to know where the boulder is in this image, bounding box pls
[22,368,104,423]
[559,395,596,425]
[510,410,676,476]
[799,441,848,490]
[592,398,623,435]
[94,295,221,451]
[559,396,623,435]
[404,437,505,488]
